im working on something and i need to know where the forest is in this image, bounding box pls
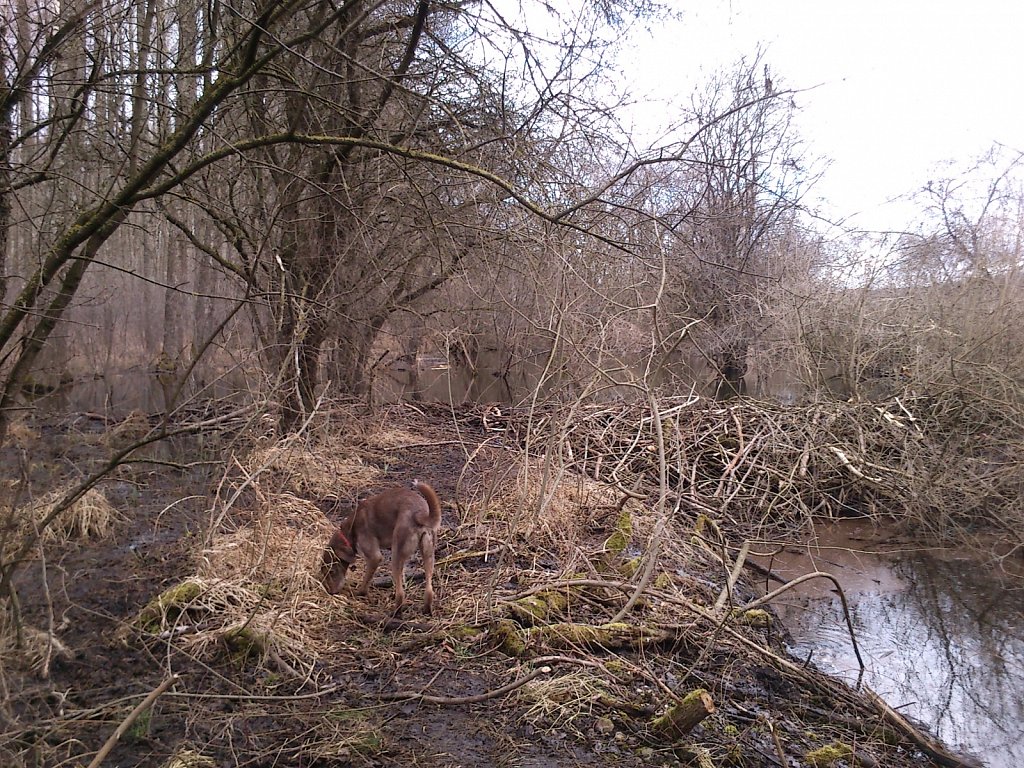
[1,1,1021,766]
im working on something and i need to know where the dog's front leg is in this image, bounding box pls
[357,550,382,596]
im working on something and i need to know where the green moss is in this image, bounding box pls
[651,688,713,739]
[527,621,667,651]
[448,624,484,641]
[127,708,152,741]
[604,509,632,554]
[726,742,743,765]
[135,579,204,632]
[492,619,529,657]
[507,589,570,626]
[603,659,631,677]
[223,625,268,661]
[736,608,771,628]
[619,556,642,577]
[319,710,384,757]
[806,742,853,767]
[349,730,383,755]
[653,572,673,589]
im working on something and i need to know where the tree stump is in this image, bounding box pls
[652,688,716,739]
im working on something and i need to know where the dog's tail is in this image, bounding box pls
[412,479,442,529]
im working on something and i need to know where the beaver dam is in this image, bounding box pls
[1,395,1017,767]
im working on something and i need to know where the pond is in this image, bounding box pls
[752,520,1024,768]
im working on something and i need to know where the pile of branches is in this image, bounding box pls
[491,392,1024,543]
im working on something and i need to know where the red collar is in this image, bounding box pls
[334,528,352,549]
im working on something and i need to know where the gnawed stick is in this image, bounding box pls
[864,688,984,768]
[652,688,716,738]
[86,674,179,768]
[714,539,750,613]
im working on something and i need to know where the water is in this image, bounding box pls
[753,520,1024,768]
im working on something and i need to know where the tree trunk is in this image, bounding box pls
[714,341,749,400]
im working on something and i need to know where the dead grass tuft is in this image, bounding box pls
[199,492,331,586]
[104,409,153,447]
[132,486,360,677]
[6,487,124,554]
[161,749,217,768]
[50,488,123,541]
[517,669,609,737]
[0,615,75,678]
[241,441,380,499]
[473,454,622,557]
[6,419,39,446]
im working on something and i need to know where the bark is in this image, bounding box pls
[714,341,749,400]
[651,688,716,738]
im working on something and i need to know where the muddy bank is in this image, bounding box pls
[0,402,993,767]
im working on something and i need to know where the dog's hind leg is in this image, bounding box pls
[389,527,418,613]
[420,530,436,615]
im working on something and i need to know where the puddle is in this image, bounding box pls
[752,520,1024,768]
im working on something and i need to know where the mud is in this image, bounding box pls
[1,405,955,768]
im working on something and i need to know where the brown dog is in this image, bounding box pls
[321,480,441,614]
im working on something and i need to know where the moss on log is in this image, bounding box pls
[735,608,771,628]
[652,688,716,739]
[506,588,571,626]
[492,619,529,657]
[604,508,632,554]
[134,579,204,632]
[806,742,853,766]
[526,621,670,652]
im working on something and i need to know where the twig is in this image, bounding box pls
[713,539,751,613]
[379,665,551,705]
[864,688,984,768]
[740,570,865,673]
[608,392,670,625]
[86,674,179,768]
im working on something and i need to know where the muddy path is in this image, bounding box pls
[1,404,974,767]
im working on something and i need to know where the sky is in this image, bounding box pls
[619,1,1024,232]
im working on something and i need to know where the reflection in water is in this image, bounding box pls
[758,523,1024,768]
[373,354,562,406]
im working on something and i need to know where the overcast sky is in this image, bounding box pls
[619,1,1024,232]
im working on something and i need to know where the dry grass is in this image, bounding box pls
[0,615,75,679]
[59,401,950,768]
[241,441,381,499]
[135,411,670,683]
[102,409,153,448]
[6,419,39,447]
[161,749,217,768]
[516,668,609,737]
[462,452,623,561]
[48,488,124,541]
[199,492,330,585]
[3,487,124,559]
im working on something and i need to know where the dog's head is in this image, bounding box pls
[321,528,356,594]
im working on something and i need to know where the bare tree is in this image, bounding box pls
[664,55,811,398]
